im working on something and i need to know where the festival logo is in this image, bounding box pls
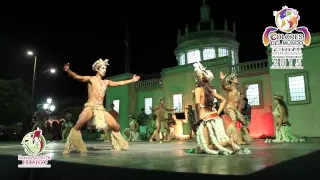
[18,128,51,168]
[262,6,311,69]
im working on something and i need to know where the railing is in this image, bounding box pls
[231,60,268,72]
[135,60,268,89]
[135,78,161,89]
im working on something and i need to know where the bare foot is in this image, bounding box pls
[230,137,238,150]
[149,139,154,143]
[63,150,70,155]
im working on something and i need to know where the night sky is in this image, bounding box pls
[1,1,319,110]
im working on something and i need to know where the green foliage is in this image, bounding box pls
[0,78,29,125]
[61,106,83,123]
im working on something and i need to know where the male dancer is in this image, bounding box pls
[149,97,176,142]
[220,71,252,144]
[63,59,140,154]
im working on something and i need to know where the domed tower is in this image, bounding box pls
[175,0,239,66]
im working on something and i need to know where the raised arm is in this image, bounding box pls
[63,63,90,83]
[220,71,232,91]
[108,74,140,87]
[212,91,226,115]
[194,87,201,121]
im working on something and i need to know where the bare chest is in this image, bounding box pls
[91,79,107,91]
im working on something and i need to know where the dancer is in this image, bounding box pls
[149,97,176,142]
[62,59,140,154]
[187,61,250,155]
[265,94,305,143]
[147,115,157,139]
[220,71,252,144]
[123,115,141,142]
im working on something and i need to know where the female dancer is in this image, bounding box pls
[187,61,250,155]
[265,94,305,143]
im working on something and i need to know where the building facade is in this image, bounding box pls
[106,2,320,138]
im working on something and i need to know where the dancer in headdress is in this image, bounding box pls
[149,97,176,142]
[62,59,140,154]
[265,94,305,143]
[187,61,250,155]
[220,71,252,144]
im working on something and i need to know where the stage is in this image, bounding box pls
[1,139,320,180]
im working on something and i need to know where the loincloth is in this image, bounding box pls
[85,103,107,129]
[224,104,245,124]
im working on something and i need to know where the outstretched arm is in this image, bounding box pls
[108,74,140,87]
[212,91,226,115]
[63,63,90,83]
[68,70,91,83]
[165,106,175,112]
[220,71,232,91]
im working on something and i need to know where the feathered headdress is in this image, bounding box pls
[225,72,237,84]
[273,93,284,100]
[193,61,214,82]
[92,58,110,71]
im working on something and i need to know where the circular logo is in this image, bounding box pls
[21,128,46,156]
[274,7,299,33]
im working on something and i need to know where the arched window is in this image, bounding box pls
[203,48,216,60]
[218,48,228,57]
[179,54,185,65]
[187,50,201,64]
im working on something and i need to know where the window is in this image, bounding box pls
[179,54,185,65]
[203,48,216,60]
[246,84,260,106]
[231,50,235,65]
[187,50,201,64]
[218,48,228,57]
[286,72,310,104]
[173,94,183,112]
[112,100,120,113]
[144,98,152,115]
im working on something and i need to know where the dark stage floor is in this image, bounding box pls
[1,139,320,180]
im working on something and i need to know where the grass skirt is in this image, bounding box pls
[265,125,306,143]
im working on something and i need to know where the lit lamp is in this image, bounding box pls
[47,98,52,104]
[50,68,56,74]
[49,105,55,112]
[43,97,55,114]
[43,103,49,110]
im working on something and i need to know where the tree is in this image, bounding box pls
[0,78,29,125]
